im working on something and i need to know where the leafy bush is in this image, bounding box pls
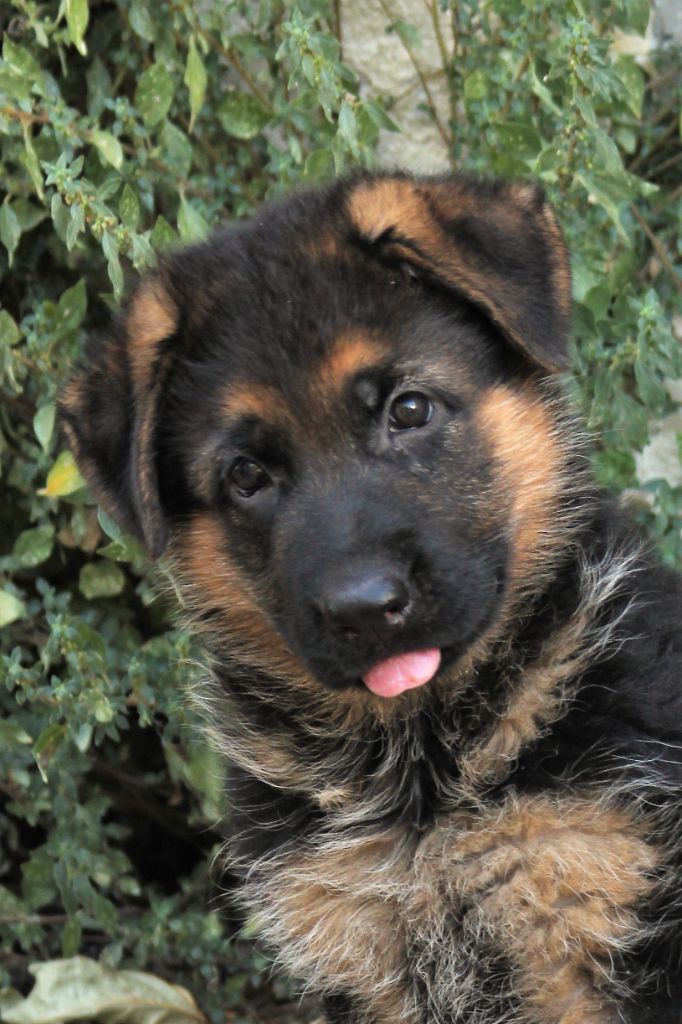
[0,0,680,1020]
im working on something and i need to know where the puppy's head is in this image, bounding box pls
[60,173,576,701]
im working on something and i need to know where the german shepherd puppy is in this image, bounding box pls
[60,173,682,1023]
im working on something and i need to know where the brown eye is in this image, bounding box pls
[388,392,433,431]
[230,457,269,497]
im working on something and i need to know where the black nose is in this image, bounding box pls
[318,568,411,635]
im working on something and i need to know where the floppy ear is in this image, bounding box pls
[347,175,571,372]
[58,273,178,558]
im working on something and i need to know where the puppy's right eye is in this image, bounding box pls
[229,457,270,497]
[388,392,433,431]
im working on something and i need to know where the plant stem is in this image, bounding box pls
[630,203,682,295]
[378,0,452,150]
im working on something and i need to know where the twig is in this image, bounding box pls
[629,118,679,174]
[425,0,450,73]
[630,203,682,295]
[1,106,49,126]
[332,0,342,54]
[378,0,452,150]
[647,150,682,179]
[169,9,275,114]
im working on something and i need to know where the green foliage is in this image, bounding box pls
[0,0,680,1020]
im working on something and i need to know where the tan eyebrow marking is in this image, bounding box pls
[221,382,295,428]
[313,331,389,402]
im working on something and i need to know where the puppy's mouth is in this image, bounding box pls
[361,648,442,698]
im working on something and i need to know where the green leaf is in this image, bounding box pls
[107,253,124,299]
[337,101,356,146]
[363,100,400,133]
[135,63,174,127]
[61,918,82,959]
[119,184,141,231]
[387,20,421,49]
[159,122,193,178]
[13,525,55,568]
[98,539,146,564]
[177,196,209,242]
[0,204,21,266]
[66,0,90,56]
[2,957,208,1024]
[0,68,31,101]
[33,723,67,782]
[575,170,629,242]
[163,737,226,821]
[615,55,644,118]
[55,279,87,336]
[13,200,47,233]
[39,451,86,498]
[129,0,156,42]
[303,149,335,182]
[91,130,123,170]
[150,215,177,251]
[616,0,650,35]
[2,39,41,80]
[217,92,269,139]
[0,721,32,746]
[65,205,84,252]
[21,129,44,199]
[592,127,627,181]
[634,360,666,408]
[529,60,561,116]
[86,57,111,118]
[185,36,207,132]
[463,69,489,101]
[33,404,56,453]
[494,122,542,158]
[97,509,146,561]
[0,590,26,628]
[0,310,21,346]
[79,561,126,599]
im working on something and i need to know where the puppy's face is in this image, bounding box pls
[60,174,573,701]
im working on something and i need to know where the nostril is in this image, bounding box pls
[385,600,404,617]
[318,571,411,634]
[384,598,411,628]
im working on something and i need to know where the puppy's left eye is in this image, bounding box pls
[229,457,270,497]
[388,392,433,431]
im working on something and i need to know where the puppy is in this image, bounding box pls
[60,173,682,1023]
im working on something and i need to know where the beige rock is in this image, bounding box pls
[340,0,452,172]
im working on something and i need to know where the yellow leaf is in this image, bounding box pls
[39,451,86,498]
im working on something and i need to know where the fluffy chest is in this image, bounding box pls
[240,793,657,1024]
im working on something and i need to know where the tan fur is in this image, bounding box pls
[313,331,388,404]
[536,201,572,319]
[303,230,344,261]
[348,178,437,245]
[239,831,418,1024]
[240,792,658,1024]
[58,378,95,478]
[126,277,178,390]
[171,512,308,679]
[416,795,658,1024]
[221,382,296,431]
[460,548,639,789]
[475,385,565,585]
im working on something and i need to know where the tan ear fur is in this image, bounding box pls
[58,273,179,557]
[347,175,571,372]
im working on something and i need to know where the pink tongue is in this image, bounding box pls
[362,649,442,698]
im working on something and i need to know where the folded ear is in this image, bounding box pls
[347,175,571,372]
[58,273,178,558]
